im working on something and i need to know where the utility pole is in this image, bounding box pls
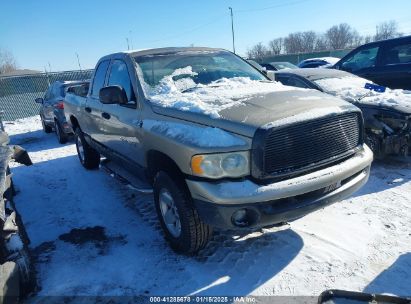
[229,7,236,54]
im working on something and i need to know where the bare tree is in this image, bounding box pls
[268,38,283,55]
[302,31,317,52]
[284,32,303,54]
[246,42,269,61]
[374,20,402,41]
[325,23,358,50]
[315,35,328,51]
[283,31,319,54]
[0,49,18,74]
[363,35,373,44]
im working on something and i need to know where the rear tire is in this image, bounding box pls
[41,116,52,133]
[153,171,213,255]
[55,120,68,144]
[75,128,100,169]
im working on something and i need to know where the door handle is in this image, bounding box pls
[85,107,92,113]
[102,112,111,120]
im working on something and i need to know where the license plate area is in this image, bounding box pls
[323,180,342,194]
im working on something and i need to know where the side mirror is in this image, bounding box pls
[35,98,44,104]
[99,86,128,104]
[266,71,275,81]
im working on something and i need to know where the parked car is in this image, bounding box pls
[333,35,411,90]
[273,68,411,158]
[64,47,372,254]
[261,62,298,71]
[299,57,340,68]
[35,80,89,144]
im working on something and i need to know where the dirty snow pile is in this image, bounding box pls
[142,66,294,118]
[315,76,411,110]
[5,116,411,298]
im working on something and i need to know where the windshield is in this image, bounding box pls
[134,50,267,87]
[272,62,298,70]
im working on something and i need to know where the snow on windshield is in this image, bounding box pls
[139,66,296,118]
[315,76,411,110]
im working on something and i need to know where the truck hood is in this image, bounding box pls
[151,89,359,138]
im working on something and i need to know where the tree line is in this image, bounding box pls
[246,20,404,61]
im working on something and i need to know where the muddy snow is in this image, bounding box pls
[5,116,411,297]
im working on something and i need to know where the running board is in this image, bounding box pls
[101,159,153,194]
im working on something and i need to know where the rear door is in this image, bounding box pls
[83,60,110,141]
[378,39,411,90]
[99,59,143,165]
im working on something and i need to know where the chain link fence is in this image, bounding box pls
[0,69,94,121]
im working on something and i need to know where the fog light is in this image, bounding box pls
[232,209,249,227]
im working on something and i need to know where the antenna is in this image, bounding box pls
[229,7,236,54]
[129,30,134,49]
[48,61,52,73]
[126,38,130,50]
[75,52,83,71]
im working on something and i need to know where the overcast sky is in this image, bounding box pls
[2,0,411,71]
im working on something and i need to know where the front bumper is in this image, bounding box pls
[186,144,373,229]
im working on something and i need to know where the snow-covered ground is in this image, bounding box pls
[5,116,411,297]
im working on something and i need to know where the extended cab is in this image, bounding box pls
[64,47,373,254]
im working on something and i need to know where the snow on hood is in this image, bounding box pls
[144,120,246,148]
[314,76,411,111]
[261,106,345,129]
[141,66,296,118]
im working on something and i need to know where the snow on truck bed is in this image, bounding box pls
[5,116,411,297]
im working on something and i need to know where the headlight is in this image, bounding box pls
[191,151,250,179]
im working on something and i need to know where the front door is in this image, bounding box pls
[83,60,110,142]
[99,59,144,166]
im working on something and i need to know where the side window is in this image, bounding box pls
[287,77,310,89]
[107,60,136,105]
[383,43,411,65]
[53,84,64,98]
[44,86,52,100]
[275,75,289,85]
[341,46,380,72]
[91,60,110,97]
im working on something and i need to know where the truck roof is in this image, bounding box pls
[119,47,226,57]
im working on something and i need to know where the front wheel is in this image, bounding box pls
[153,171,213,254]
[75,128,100,169]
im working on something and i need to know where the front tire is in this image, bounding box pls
[55,120,68,144]
[153,171,213,254]
[75,128,100,169]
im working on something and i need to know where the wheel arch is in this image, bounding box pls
[69,115,80,131]
[146,150,185,184]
